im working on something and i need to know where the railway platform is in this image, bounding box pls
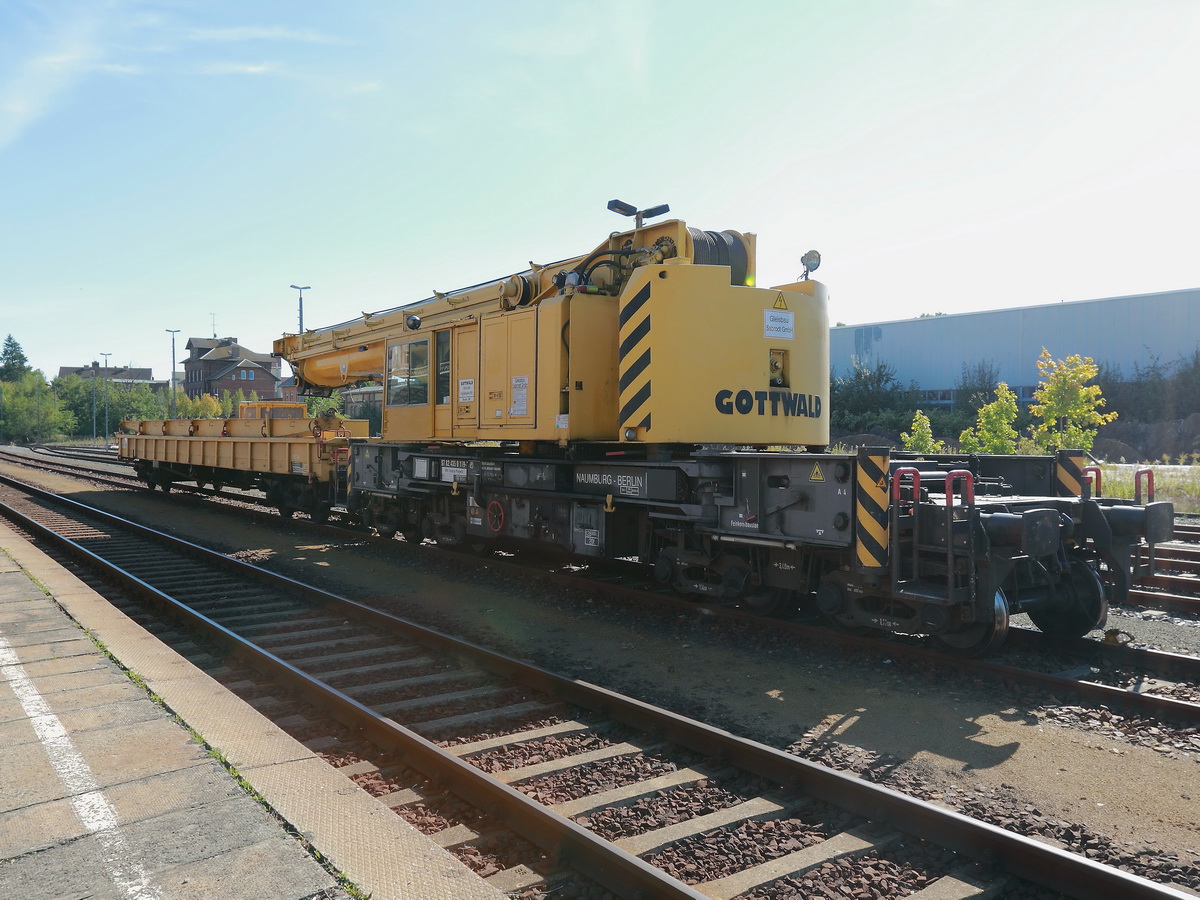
[0,520,505,900]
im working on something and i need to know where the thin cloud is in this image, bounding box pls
[202,61,280,76]
[182,26,346,45]
[0,14,102,150]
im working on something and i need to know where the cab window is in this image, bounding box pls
[387,340,428,406]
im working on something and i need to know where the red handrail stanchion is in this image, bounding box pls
[1134,467,1155,504]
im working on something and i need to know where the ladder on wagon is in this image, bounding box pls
[888,467,978,605]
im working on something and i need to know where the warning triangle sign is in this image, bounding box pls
[809,462,825,482]
[773,293,788,310]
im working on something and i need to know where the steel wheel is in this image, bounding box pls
[1028,557,1108,640]
[934,589,1009,657]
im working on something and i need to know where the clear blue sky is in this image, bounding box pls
[3,0,1197,383]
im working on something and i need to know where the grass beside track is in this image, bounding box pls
[1100,463,1200,515]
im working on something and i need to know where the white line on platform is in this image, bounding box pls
[0,634,163,900]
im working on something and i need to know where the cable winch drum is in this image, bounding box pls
[689,228,749,286]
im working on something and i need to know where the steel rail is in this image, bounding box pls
[4,456,1196,723]
[0,473,1193,899]
[0,476,708,900]
[1128,584,1200,613]
[7,453,1196,727]
[0,448,274,509]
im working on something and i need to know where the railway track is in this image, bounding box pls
[1171,522,1200,542]
[1135,540,1200,615]
[28,446,1200,617]
[0,446,278,510]
[5,449,1200,728]
[28,444,123,463]
[2,473,1196,898]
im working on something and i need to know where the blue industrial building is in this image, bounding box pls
[830,287,1200,406]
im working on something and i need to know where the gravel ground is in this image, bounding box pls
[7,462,1200,883]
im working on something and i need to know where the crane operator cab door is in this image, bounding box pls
[384,337,432,440]
[452,324,479,436]
[432,330,452,436]
[386,327,477,441]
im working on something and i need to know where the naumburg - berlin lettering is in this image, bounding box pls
[714,389,823,418]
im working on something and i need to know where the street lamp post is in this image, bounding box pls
[100,352,111,450]
[165,329,180,418]
[290,285,310,333]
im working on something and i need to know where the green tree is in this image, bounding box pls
[959,382,1019,454]
[178,393,222,419]
[50,373,94,437]
[110,382,168,424]
[0,371,76,442]
[955,359,1001,415]
[1167,349,1200,421]
[829,357,914,433]
[219,388,248,417]
[902,410,945,453]
[1029,349,1117,452]
[0,335,30,382]
[306,394,344,418]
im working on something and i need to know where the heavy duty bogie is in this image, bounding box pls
[808,448,1174,654]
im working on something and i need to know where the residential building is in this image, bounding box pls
[182,337,282,399]
[58,362,165,392]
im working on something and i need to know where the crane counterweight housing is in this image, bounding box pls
[273,218,830,449]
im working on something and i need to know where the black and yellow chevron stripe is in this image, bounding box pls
[1055,450,1087,497]
[618,282,652,432]
[855,448,890,569]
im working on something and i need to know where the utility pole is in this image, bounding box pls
[290,285,310,332]
[100,352,111,449]
[165,329,180,418]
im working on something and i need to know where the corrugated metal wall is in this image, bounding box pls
[830,287,1200,398]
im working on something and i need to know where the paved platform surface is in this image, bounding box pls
[0,520,506,900]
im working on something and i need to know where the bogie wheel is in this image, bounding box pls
[1027,558,1108,640]
[933,589,1009,657]
[160,481,172,493]
[400,529,422,544]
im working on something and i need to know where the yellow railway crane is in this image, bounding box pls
[274,202,829,451]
